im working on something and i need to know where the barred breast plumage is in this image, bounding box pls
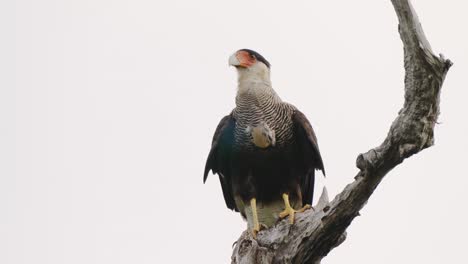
[233,82,295,151]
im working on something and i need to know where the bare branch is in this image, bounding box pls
[231,1,452,263]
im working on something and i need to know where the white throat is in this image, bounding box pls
[236,62,272,94]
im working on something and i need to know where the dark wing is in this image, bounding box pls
[203,114,237,211]
[292,109,325,206]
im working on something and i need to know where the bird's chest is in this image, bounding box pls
[234,104,293,150]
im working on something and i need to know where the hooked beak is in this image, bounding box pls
[228,53,241,67]
[229,50,255,68]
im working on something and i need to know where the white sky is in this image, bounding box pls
[1,0,467,263]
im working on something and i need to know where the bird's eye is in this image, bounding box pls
[250,54,256,59]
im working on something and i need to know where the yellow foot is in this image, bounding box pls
[251,223,267,239]
[250,197,267,239]
[299,204,312,213]
[279,193,312,224]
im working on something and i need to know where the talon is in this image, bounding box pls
[279,205,296,224]
[252,227,260,239]
[298,204,312,213]
[279,194,311,224]
[252,223,266,239]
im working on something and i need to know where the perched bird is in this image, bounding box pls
[204,49,325,238]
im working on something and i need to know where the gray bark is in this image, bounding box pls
[231,1,452,263]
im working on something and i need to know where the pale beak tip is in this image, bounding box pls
[228,53,240,67]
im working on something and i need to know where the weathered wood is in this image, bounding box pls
[231,1,452,263]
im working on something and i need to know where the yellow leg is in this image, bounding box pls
[279,193,312,224]
[250,198,263,239]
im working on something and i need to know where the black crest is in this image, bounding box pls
[240,49,271,68]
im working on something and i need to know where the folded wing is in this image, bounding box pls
[203,114,237,211]
[292,109,325,206]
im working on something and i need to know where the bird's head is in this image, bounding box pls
[229,49,270,69]
[229,49,271,84]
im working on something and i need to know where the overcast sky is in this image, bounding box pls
[1,0,467,263]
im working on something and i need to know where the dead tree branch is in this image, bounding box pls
[231,1,452,263]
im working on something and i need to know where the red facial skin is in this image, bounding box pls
[236,50,256,68]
